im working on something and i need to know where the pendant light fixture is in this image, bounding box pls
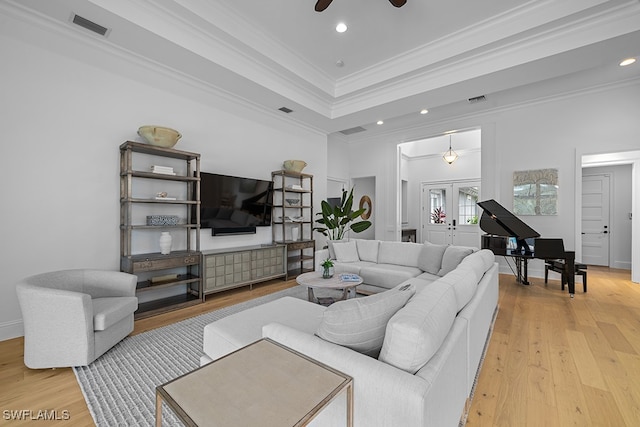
[443,134,458,164]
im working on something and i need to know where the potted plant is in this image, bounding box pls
[320,258,334,279]
[313,188,372,240]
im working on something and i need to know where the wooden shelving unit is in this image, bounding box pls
[271,170,315,279]
[120,141,203,319]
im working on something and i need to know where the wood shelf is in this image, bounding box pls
[120,141,203,318]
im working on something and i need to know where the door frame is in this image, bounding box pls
[577,149,640,283]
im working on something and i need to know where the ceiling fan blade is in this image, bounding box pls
[389,0,407,7]
[315,0,333,12]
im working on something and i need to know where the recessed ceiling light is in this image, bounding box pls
[420,109,429,115]
[336,22,347,33]
[377,120,384,125]
[620,57,636,66]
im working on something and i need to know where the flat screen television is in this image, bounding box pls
[196,172,273,235]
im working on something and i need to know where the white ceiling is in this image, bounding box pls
[12,0,640,137]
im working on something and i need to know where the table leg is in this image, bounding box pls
[346,382,353,427]
[308,287,315,302]
[155,391,162,427]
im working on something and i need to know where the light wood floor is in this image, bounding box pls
[1,267,638,426]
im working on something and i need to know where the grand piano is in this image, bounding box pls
[476,199,578,297]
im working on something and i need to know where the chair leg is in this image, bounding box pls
[544,265,549,284]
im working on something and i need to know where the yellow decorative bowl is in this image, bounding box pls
[138,126,182,148]
[283,160,307,173]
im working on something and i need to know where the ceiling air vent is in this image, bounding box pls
[468,95,487,104]
[278,107,293,114]
[339,126,367,135]
[71,14,110,37]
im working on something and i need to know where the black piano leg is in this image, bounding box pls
[566,258,575,298]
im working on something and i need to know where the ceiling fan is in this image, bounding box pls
[315,0,407,12]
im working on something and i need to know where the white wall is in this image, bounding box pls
[347,80,640,279]
[0,13,326,340]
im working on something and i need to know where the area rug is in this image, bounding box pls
[74,285,310,427]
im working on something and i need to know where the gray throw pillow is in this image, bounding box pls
[437,246,474,276]
[316,283,415,357]
[417,242,448,275]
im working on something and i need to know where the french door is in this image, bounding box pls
[422,181,481,247]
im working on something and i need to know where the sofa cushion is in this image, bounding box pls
[333,241,360,263]
[355,239,380,263]
[378,280,457,373]
[438,246,475,276]
[316,283,415,357]
[378,241,423,268]
[359,264,422,290]
[459,249,495,278]
[416,271,441,283]
[92,297,138,331]
[437,266,479,312]
[204,297,326,361]
[417,242,448,275]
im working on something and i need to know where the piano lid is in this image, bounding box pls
[477,199,540,240]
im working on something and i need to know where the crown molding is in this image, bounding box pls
[334,0,610,96]
[330,0,640,119]
[1,0,328,137]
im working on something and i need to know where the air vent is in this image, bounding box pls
[71,14,109,36]
[468,95,486,104]
[278,107,293,114]
[339,126,367,135]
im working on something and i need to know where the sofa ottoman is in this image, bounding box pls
[200,296,326,365]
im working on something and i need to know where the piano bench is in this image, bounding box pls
[544,260,587,292]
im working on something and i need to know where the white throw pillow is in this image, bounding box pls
[379,280,457,373]
[356,239,379,263]
[417,242,448,275]
[316,283,415,357]
[437,246,474,276]
[327,239,347,259]
[333,241,360,263]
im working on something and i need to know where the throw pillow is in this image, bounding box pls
[417,242,448,275]
[356,239,379,263]
[437,246,474,276]
[316,283,416,357]
[378,280,457,373]
[333,241,360,263]
[327,239,347,260]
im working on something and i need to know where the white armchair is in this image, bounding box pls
[16,269,138,369]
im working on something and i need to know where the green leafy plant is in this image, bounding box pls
[467,215,479,224]
[313,188,372,240]
[321,258,334,268]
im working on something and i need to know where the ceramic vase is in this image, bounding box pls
[159,232,172,255]
[291,227,299,242]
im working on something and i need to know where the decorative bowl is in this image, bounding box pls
[283,160,307,173]
[285,198,300,206]
[138,126,182,148]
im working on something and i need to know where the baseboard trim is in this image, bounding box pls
[0,319,23,342]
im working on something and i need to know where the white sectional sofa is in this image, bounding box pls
[201,242,499,427]
[317,239,479,293]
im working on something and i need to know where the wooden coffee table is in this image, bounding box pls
[296,271,363,304]
[156,338,353,427]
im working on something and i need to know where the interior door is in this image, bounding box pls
[582,174,610,266]
[422,181,480,246]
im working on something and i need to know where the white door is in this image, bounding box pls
[582,174,610,266]
[422,181,481,246]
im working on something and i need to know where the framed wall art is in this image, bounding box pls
[513,168,558,215]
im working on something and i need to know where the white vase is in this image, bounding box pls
[159,232,172,255]
[291,227,299,241]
